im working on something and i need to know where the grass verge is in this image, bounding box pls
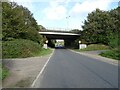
[79,44,109,51]
[72,44,109,52]
[0,64,1,80]
[2,39,52,80]
[72,44,119,60]
[99,49,119,60]
[1,64,9,80]
[2,39,52,59]
[34,48,52,56]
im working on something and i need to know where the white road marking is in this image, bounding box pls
[31,49,55,87]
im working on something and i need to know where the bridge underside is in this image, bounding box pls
[44,34,79,40]
[40,34,80,49]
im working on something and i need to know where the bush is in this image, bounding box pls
[2,39,42,58]
[108,33,119,48]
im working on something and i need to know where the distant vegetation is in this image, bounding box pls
[2,2,43,44]
[2,39,43,58]
[81,8,119,47]
[2,1,119,75]
[73,7,120,60]
[2,2,52,80]
[38,25,46,31]
[2,2,50,59]
[79,44,109,51]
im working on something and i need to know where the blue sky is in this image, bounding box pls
[11,0,119,30]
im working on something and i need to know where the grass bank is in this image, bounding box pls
[0,64,9,80]
[99,49,119,60]
[2,39,52,80]
[2,39,52,59]
[79,44,109,51]
[2,65,9,80]
[34,48,52,56]
[72,44,119,60]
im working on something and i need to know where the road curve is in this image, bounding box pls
[34,49,118,88]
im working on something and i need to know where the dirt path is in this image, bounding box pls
[2,51,54,88]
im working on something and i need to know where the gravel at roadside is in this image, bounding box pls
[2,50,54,88]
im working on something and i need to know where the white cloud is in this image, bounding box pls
[43,2,67,20]
[70,0,113,14]
[10,0,118,30]
[67,0,115,30]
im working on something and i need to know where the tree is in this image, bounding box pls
[82,9,110,44]
[81,7,119,47]
[2,2,43,45]
[38,25,46,31]
[70,29,81,34]
[107,7,120,48]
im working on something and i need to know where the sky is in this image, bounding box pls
[10,0,119,30]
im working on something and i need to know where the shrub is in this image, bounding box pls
[108,33,118,49]
[2,39,42,58]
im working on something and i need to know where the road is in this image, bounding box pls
[34,49,118,88]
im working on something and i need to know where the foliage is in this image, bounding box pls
[80,7,120,60]
[34,48,52,56]
[2,39,52,58]
[2,39,42,58]
[2,2,43,45]
[38,25,46,31]
[81,7,119,49]
[108,33,118,49]
[70,29,81,34]
[100,50,120,60]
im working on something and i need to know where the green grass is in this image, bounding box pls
[2,66,9,80]
[0,64,9,80]
[34,48,52,56]
[0,41,2,59]
[72,44,119,60]
[2,39,52,79]
[100,49,119,60]
[2,39,52,59]
[79,44,109,51]
[0,64,2,80]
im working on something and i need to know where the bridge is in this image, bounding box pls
[39,31,80,39]
[39,27,81,48]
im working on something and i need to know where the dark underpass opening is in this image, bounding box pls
[40,32,80,49]
[47,38,79,49]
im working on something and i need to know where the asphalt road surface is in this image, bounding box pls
[34,49,118,88]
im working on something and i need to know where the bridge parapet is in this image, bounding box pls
[39,31,80,36]
[46,27,73,31]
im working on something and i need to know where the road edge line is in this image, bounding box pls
[31,49,55,87]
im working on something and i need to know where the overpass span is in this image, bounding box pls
[39,31,80,39]
[39,31,80,36]
[39,30,80,48]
